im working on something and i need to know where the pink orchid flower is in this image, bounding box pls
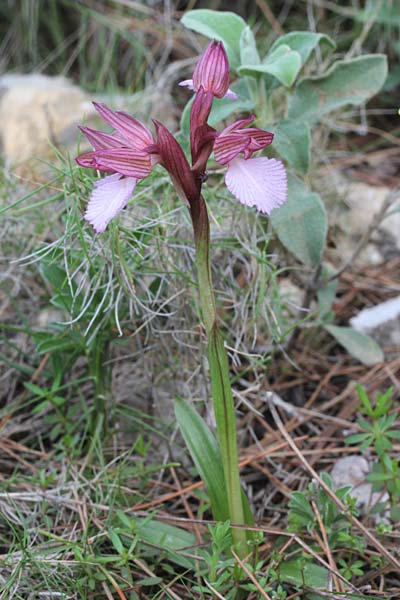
[75,39,287,233]
[213,115,287,214]
[76,102,159,232]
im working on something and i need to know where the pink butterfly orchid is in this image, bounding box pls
[76,40,287,232]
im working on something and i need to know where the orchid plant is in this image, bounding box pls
[76,40,287,556]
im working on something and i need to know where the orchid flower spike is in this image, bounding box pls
[76,102,159,232]
[76,102,202,233]
[179,40,237,101]
[76,39,287,233]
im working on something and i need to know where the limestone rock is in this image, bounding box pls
[350,296,400,349]
[0,74,178,169]
[341,182,400,250]
[331,455,389,516]
[0,74,93,166]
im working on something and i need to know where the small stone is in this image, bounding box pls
[350,296,400,348]
[357,243,384,266]
[331,455,369,488]
[331,455,389,517]
[342,183,400,250]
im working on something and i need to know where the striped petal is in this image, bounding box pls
[93,102,154,150]
[222,115,256,135]
[79,126,126,150]
[213,134,250,165]
[75,151,114,173]
[84,174,136,233]
[225,156,287,214]
[244,129,274,158]
[94,148,151,179]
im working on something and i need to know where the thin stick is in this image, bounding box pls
[311,499,344,593]
[255,0,285,35]
[231,548,273,600]
[133,558,183,600]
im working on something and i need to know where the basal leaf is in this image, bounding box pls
[175,396,230,522]
[269,31,335,66]
[136,519,196,569]
[325,325,384,366]
[239,45,302,87]
[181,9,246,69]
[289,54,388,122]
[239,26,260,66]
[273,119,311,174]
[271,174,327,266]
[279,559,328,588]
[357,0,400,25]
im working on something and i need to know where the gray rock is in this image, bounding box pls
[350,295,400,348]
[0,74,178,170]
[342,182,400,250]
[331,455,389,517]
[0,74,93,166]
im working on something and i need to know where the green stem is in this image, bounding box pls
[191,196,247,557]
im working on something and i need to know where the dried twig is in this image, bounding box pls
[255,0,285,35]
[311,499,344,594]
[231,548,273,600]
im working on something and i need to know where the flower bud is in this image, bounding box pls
[192,40,230,99]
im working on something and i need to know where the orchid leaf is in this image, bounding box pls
[269,31,335,66]
[271,174,327,266]
[356,0,400,25]
[279,560,328,589]
[238,45,302,87]
[325,325,384,366]
[239,26,260,66]
[289,54,388,122]
[175,396,230,522]
[181,10,246,69]
[136,518,196,569]
[273,119,311,174]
